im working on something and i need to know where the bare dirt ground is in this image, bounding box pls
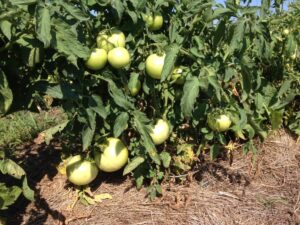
[5,130,300,225]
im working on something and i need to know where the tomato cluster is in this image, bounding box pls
[86,29,130,70]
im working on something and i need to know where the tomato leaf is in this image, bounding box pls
[107,79,135,110]
[42,120,69,145]
[0,183,22,210]
[113,112,129,137]
[53,19,90,65]
[89,95,107,119]
[59,1,89,21]
[35,4,51,48]
[132,110,161,165]
[161,44,180,82]
[0,69,13,116]
[210,144,220,160]
[0,20,12,40]
[160,151,171,168]
[9,0,37,5]
[0,159,25,179]
[82,109,96,150]
[270,109,283,130]
[22,176,34,202]
[181,77,200,118]
[123,156,145,175]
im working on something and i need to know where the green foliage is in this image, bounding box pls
[0,0,299,202]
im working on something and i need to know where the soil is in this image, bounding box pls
[3,130,300,225]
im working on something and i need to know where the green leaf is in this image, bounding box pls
[0,183,22,210]
[44,84,78,100]
[89,95,107,119]
[54,20,90,65]
[130,0,146,10]
[210,144,220,160]
[0,20,12,40]
[207,74,221,101]
[132,110,160,165]
[59,2,89,21]
[123,156,145,175]
[0,69,13,116]
[270,109,283,130]
[36,4,51,47]
[161,44,180,82]
[229,19,245,54]
[9,0,37,5]
[160,151,171,168]
[22,176,34,201]
[0,159,25,179]
[113,112,129,137]
[181,77,200,117]
[43,120,69,145]
[209,8,233,21]
[111,0,125,21]
[82,109,96,150]
[107,79,135,110]
[28,48,42,67]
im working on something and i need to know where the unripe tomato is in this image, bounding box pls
[108,47,130,69]
[94,138,128,172]
[85,48,107,70]
[97,29,126,52]
[150,119,170,145]
[145,53,165,79]
[283,28,290,36]
[291,53,297,60]
[66,155,99,186]
[208,114,232,132]
[129,79,141,96]
[143,13,163,31]
[171,67,185,85]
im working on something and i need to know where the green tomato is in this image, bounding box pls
[66,155,99,186]
[108,47,131,69]
[143,13,163,31]
[171,67,185,85]
[291,53,297,60]
[94,138,128,172]
[283,28,290,36]
[145,53,165,79]
[129,79,141,96]
[97,29,126,52]
[208,114,232,132]
[85,48,107,70]
[150,119,170,145]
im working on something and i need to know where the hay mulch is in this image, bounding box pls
[5,130,300,225]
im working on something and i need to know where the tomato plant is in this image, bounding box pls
[1,0,300,203]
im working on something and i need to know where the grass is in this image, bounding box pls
[0,107,67,147]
